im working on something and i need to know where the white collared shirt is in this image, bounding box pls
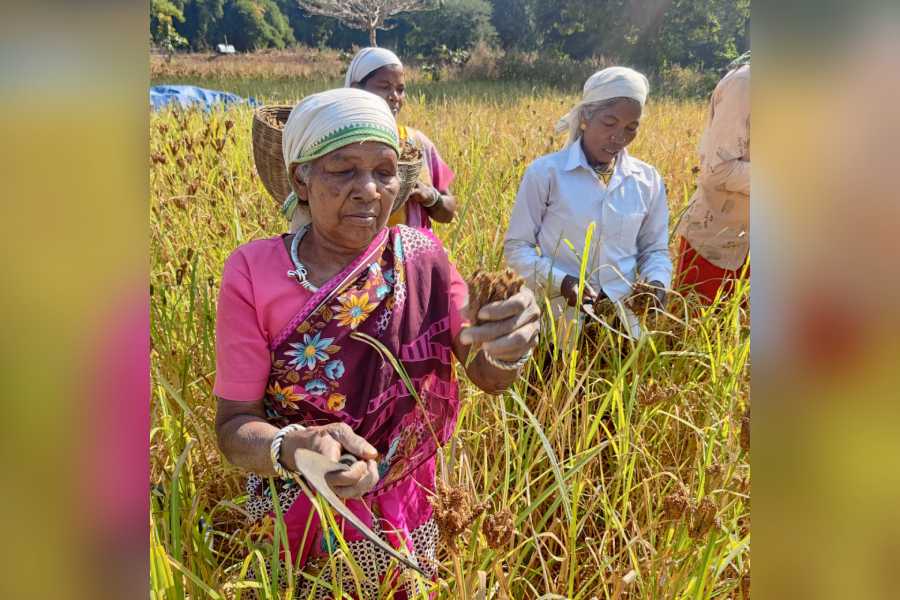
[504,141,672,308]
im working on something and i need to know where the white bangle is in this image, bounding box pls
[270,423,305,479]
[482,348,533,371]
[422,187,441,208]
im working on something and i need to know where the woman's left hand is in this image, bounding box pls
[407,182,440,207]
[459,288,541,362]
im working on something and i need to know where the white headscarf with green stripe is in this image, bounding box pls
[281,88,400,229]
[344,47,402,87]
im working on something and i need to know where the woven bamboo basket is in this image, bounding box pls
[394,141,424,212]
[251,103,424,214]
[252,104,294,206]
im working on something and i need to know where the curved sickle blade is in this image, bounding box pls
[581,302,637,341]
[292,448,426,577]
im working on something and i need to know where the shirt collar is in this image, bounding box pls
[563,139,642,176]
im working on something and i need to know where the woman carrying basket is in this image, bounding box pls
[216,88,540,597]
[343,47,458,229]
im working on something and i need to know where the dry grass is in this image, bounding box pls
[151,48,349,80]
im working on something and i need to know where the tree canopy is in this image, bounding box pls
[151,0,749,71]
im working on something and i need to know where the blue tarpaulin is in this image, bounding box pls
[150,85,258,111]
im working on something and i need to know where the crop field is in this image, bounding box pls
[150,64,749,599]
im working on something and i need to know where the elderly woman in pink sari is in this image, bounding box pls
[214,88,539,598]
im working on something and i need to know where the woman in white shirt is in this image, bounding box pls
[504,67,673,338]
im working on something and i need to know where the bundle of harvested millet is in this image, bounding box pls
[591,294,620,321]
[399,140,423,163]
[625,281,663,315]
[262,111,285,130]
[466,268,525,325]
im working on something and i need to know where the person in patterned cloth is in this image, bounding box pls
[675,53,750,303]
[213,88,539,598]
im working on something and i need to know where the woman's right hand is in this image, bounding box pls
[561,274,600,307]
[281,422,380,498]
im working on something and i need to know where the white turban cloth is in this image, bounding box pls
[555,66,650,146]
[344,47,403,87]
[281,87,400,231]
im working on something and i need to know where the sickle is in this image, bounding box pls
[581,301,636,341]
[290,448,426,577]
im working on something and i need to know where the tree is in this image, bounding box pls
[630,0,750,70]
[403,0,496,55]
[218,0,295,51]
[530,0,631,60]
[296,0,437,46]
[179,0,225,50]
[151,0,189,56]
[489,0,535,50]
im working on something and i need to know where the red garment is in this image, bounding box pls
[676,237,748,303]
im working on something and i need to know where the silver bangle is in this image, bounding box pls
[422,187,441,208]
[482,348,533,371]
[270,423,305,479]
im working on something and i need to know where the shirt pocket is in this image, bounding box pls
[602,189,647,252]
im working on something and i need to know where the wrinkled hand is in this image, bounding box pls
[406,182,440,207]
[282,422,379,498]
[459,288,541,362]
[561,274,604,308]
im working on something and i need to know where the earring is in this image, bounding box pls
[579,123,587,130]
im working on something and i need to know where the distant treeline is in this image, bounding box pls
[151,0,749,73]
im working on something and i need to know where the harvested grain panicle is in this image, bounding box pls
[482,507,516,549]
[465,268,525,325]
[662,487,692,522]
[637,379,671,407]
[263,111,285,130]
[592,295,619,320]
[740,572,750,599]
[690,497,721,538]
[625,281,661,315]
[704,463,725,488]
[740,407,750,453]
[430,480,488,550]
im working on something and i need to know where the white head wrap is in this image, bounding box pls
[281,87,399,231]
[344,47,403,87]
[555,66,650,146]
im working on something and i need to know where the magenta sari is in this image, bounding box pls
[245,225,460,598]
